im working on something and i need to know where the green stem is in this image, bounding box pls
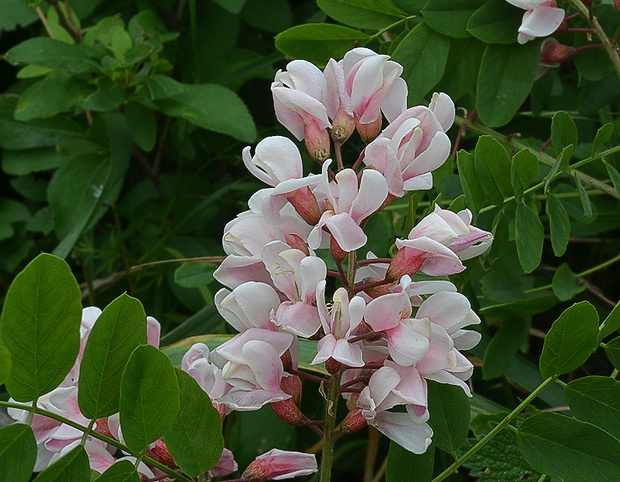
[0,401,192,482]
[368,15,417,40]
[431,376,556,482]
[567,0,620,78]
[577,251,620,278]
[81,419,95,445]
[319,370,343,482]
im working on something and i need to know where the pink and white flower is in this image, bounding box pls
[242,448,318,481]
[505,0,565,44]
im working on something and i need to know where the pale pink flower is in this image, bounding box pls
[307,160,388,252]
[242,448,318,481]
[210,328,296,411]
[312,283,366,368]
[211,448,239,478]
[505,0,565,44]
[182,343,229,401]
[214,281,281,332]
[242,136,304,187]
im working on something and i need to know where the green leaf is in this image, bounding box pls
[476,41,540,127]
[50,112,131,258]
[456,149,485,216]
[434,37,485,101]
[174,262,217,288]
[164,370,224,475]
[33,444,90,481]
[0,0,38,31]
[474,135,511,205]
[573,174,593,218]
[5,37,100,72]
[123,102,156,152]
[511,149,538,195]
[467,0,522,44]
[95,460,140,481]
[386,441,434,482]
[391,0,426,14]
[155,84,256,143]
[565,376,620,440]
[427,381,470,452]
[592,123,614,155]
[14,71,93,121]
[517,412,620,481]
[212,0,247,14]
[0,253,82,401]
[143,75,189,100]
[78,294,148,419]
[82,77,125,112]
[242,0,292,33]
[552,263,586,301]
[601,302,620,339]
[461,429,539,481]
[275,24,370,66]
[515,201,544,273]
[605,162,620,198]
[546,193,570,257]
[551,111,578,157]
[0,340,11,385]
[486,210,509,262]
[120,344,181,452]
[422,0,484,38]
[0,97,86,150]
[317,0,401,29]
[483,318,529,380]
[391,23,450,104]
[605,337,620,370]
[539,301,599,378]
[2,148,68,176]
[543,145,573,194]
[0,424,37,482]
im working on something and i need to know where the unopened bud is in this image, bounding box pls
[280,349,294,373]
[281,374,302,406]
[325,357,343,374]
[331,107,355,143]
[286,187,321,226]
[330,235,348,263]
[304,121,330,162]
[270,398,303,425]
[284,233,310,255]
[615,0,620,13]
[340,408,367,434]
[541,42,575,64]
[386,248,425,281]
[355,114,383,143]
[146,439,176,468]
[360,277,395,299]
[94,418,113,439]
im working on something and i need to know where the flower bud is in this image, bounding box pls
[270,398,303,425]
[386,248,425,281]
[242,449,317,481]
[284,233,310,255]
[146,440,176,468]
[280,349,294,373]
[94,418,113,439]
[325,357,343,374]
[615,0,620,13]
[304,121,330,162]
[281,374,302,406]
[355,114,383,144]
[286,187,321,226]
[541,42,575,64]
[330,235,348,263]
[340,408,367,434]
[331,106,355,143]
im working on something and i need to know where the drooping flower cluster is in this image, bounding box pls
[183,47,493,463]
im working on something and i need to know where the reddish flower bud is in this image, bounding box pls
[615,0,620,13]
[242,449,317,481]
[286,187,321,226]
[355,114,383,144]
[281,374,303,407]
[270,398,303,425]
[325,357,343,374]
[284,233,310,255]
[340,408,368,434]
[280,349,294,373]
[541,42,576,64]
[331,106,355,143]
[146,439,176,468]
[329,235,348,263]
[386,248,425,281]
[304,120,331,162]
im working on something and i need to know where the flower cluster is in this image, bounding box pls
[182,47,493,462]
[506,0,565,44]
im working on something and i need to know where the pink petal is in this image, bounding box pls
[371,411,433,454]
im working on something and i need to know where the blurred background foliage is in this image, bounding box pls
[1,0,620,480]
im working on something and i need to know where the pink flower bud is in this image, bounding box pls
[281,374,302,406]
[304,120,330,161]
[286,187,321,226]
[331,106,355,143]
[340,408,368,434]
[541,41,575,64]
[146,440,176,468]
[270,398,303,425]
[355,114,383,143]
[325,357,343,374]
[386,248,425,281]
[94,418,113,439]
[330,235,348,262]
[242,449,317,481]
